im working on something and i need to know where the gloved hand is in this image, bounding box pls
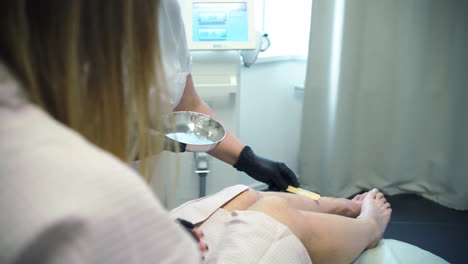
[233,146,299,191]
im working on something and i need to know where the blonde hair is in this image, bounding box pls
[0,0,167,180]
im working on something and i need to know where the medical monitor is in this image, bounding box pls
[185,0,256,50]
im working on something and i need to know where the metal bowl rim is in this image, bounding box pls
[164,111,227,146]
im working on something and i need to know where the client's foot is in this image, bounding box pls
[338,192,369,217]
[331,198,361,218]
[333,192,369,218]
[352,192,368,202]
[357,189,392,249]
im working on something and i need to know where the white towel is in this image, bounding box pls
[170,185,312,264]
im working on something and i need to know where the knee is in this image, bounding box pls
[244,188,263,202]
[236,188,262,206]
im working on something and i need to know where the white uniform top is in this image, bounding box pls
[158,0,191,108]
[0,64,201,263]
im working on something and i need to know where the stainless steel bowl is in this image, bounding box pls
[162,111,226,152]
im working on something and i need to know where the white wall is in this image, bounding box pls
[260,0,312,58]
[239,59,308,188]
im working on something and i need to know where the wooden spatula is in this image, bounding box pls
[286,186,321,200]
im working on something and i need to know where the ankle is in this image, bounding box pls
[357,217,381,249]
[336,199,360,217]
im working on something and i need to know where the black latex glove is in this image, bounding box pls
[233,146,299,191]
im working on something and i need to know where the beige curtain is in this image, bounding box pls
[300,0,468,210]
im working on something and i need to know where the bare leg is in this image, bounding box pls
[222,188,363,218]
[260,191,363,217]
[223,188,391,264]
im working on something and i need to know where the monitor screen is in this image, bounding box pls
[185,0,256,50]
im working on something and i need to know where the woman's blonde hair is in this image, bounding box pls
[0,0,166,180]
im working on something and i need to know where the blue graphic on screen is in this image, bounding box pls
[192,3,248,42]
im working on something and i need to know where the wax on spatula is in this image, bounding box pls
[286,186,321,200]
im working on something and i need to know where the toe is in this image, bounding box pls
[353,194,361,201]
[377,192,384,199]
[360,192,368,200]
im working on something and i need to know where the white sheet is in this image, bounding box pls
[170,185,311,264]
[354,239,449,264]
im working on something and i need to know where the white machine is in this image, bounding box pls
[184,0,256,50]
[184,0,268,66]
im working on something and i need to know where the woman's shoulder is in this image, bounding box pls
[0,91,162,222]
[0,103,201,263]
[0,75,200,262]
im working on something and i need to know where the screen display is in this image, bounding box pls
[192,3,249,42]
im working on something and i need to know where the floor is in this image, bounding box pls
[379,194,468,264]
